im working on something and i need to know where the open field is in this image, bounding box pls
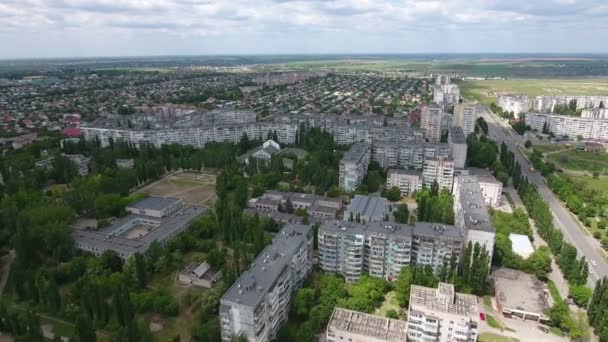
[459,78,608,104]
[571,175,608,192]
[545,149,608,174]
[133,170,218,205]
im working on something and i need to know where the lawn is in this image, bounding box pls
[478,332,520,342]
[483,295,493,310]
[546,150,608,174]
[486,313,513,331]
[373,291,404,319]
[459,78,608,104]
[531,144,570,154]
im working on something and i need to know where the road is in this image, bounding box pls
[477,105,608,287]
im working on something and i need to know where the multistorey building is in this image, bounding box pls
[452,175,496,263]
[219,223,313,342]
[452,104,476,137]
[433,84,460,108]
[422,158,455,191]
[339,143,371,192]
[421,105,444,143]
[326,308,408,342]
[407,282,479,342]
[497,94,608,118]
[526,112,608,140]
[447,127,467,169]
[386,169,423,196]
[582,108,608,120]
[468,170,503,208]
[318,220,463,283]
[372,138,449,170]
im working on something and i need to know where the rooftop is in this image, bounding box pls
[127,196,181,212]
[320,220,462,242]
[455,175,494,233]
[509,233,535,259]
[327,308,408,342]
[341,142,370,163]
[494,268,550,316]
[449,126,466,144]
[221,223,312,308]
[345,195,390,222]
[410,282,478,318]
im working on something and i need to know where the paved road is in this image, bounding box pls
[478,105,608,287]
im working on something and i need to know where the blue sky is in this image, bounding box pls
[1,0,607,58]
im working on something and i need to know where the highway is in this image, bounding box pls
[477,105,608,287]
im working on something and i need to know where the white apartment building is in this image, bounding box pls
[448,127,467,169]
[407,283,479,342]
[435,74,451,85]
[497,95,532,118]
[433,84,460,108]
[339,142,371,192]
[326,308,408,342]
[219,223,313,342]
[421,106,444,143]
[526,112,608,141]
[386,169,423,196]
[582,108,608,119]
[318,221,463,283]
[453,176,495,264]
[422,158,455,191]
[498,95,608,118]
[452,104,476,137]
[477,175,503,208]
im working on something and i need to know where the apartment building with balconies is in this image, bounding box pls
[339,142,371,192]
[422,158,455,191]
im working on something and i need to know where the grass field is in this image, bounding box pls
[572,175,608,192]
[478,332,520,342]
[545,149,608,174]
[373,291,403,319]
[459,78,608,104]
[133,170,218,205]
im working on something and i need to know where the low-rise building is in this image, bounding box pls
[326,308,407,342]
[407,282,479,342]
[344,195,391,223]
[219,223,313,342]
[493,268,550,322]
[238,139,282,167]
[178,262,221,288]
[248,190,342,220]
[339,142,371,191]
[72,196,206,260]
[386,169,422,196]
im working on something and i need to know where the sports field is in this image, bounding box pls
[459,78,608,104]
[133,170,218,205]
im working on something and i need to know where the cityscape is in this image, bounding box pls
[2,2,608,342]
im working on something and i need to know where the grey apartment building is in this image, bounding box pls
[339,142,371,192]
[220,223,313,342]
[318,221,463,283]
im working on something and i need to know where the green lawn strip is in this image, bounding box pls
[483,295,493,310]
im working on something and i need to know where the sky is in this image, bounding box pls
[1,0,608,58]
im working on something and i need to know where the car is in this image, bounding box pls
[537,326,549,334]
[590,269,594,274]
[479,312,486,321]
[591,260,597,266]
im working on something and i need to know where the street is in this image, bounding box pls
[478,105,608,287]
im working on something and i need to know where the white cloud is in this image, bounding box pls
[0,0,606,57]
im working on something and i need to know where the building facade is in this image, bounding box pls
[318,221,463,283]
[422,158,455,191]
[526,112,608,141]
[339,142,371,191]
[219,223,313,342]
[386,169,423,196]
[421,105,444,143]
[448,127,467,169]
[453,104,476,137]
[407,282,479,342]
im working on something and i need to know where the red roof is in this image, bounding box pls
[62,127,81,137]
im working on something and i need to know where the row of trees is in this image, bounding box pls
[588,277,608,341]
[416,185,454,225]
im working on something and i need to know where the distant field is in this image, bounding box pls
[459,78,608,104]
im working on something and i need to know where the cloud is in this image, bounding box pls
[0,0,606,58]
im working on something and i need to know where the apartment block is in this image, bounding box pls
[326,308,407,342]
[372,139,449,171]
[421,105,444,143]
[407,282,479,342]
[422,158,455,191]
[453,175,495,263]
[318,220,463,283]
[220,223,313,342]
[339,142,371,191]
[526,112,608,140]
[452,104,476,137]
[448,127,467,169]
[498,94,608,118]
[386,169,423,196]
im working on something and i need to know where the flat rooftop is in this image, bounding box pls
[455,175,494,233]
[341,142,370,163]
[127,196,181,211]
[410,282,478,318]
[320,220,462,242]
[345,195,389,221]
[509,233,535,259]
[449,126,466,144]
[494,268,549,315]
[221,223,312,308]
[327,308,407,342]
